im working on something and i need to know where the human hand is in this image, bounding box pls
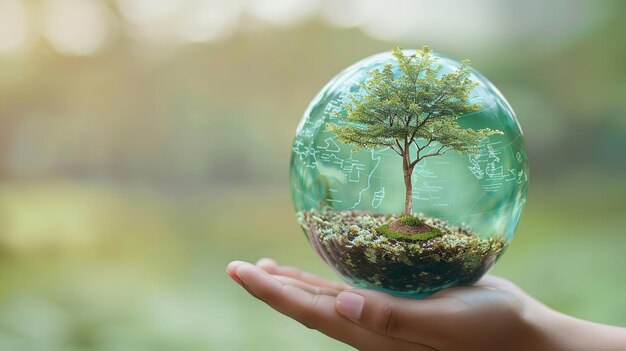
[227,259,626,351]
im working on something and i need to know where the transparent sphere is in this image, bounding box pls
[290,50,528,297]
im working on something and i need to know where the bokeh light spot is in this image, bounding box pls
[42,0,114,56]
[0,0,34,56]
[177,0,241,42]
[246,0,319,27]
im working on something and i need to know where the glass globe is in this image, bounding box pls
[290,48,528,297]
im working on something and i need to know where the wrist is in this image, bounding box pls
[522,299,626,351]
[515,298,560,351]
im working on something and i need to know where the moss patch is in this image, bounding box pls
[377,215,444,241]
[398,215,424,227]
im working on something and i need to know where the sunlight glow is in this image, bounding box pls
[357,0,502,46]
[0,0,608,57]
[116,0,185,25]
[320,0,376,29]
[0,0,34,55]
[42,0,114,56]
[246,0,319,27]
[177,0,241,42]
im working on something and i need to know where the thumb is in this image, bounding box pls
[335,289,460,346]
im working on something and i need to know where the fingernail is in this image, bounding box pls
[227,261,246,275]
[236,263,283,291]
[226,261,247,285]
[336,292,364,320]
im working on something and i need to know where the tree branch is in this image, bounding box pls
[409,158,420,168]
[413,145,448,165]
[408,122,422,143]
[394,140,404,155]
[416,91,449,129]
[388,140,404,156]
[421,138,433,151]
[389,144,403,156]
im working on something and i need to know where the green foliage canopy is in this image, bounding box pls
[328,46,502,168]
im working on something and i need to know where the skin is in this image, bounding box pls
[227,258,626,351]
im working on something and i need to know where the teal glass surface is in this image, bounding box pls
[290,50,528,297]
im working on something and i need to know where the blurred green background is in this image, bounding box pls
[0,0,625,350]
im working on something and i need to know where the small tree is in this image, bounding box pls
[328,46,502,216]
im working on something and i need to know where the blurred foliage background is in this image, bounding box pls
[0,0,625,350]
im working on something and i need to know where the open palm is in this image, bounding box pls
[227,259,547,351]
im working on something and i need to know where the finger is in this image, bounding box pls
[267,266,351,291]
[255,257,278,269]
[227,260,246,285]
[240,260,340,296]
[236,263,427,351]
[227,261,261,299]
[273,275,341,296]
[232,261,339,300]
[335,289,461,348]
[255,258,350,291]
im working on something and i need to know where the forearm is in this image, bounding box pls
[527,303,626,351]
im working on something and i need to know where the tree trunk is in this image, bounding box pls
[403,170,413,215]
[402,150,414,215]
